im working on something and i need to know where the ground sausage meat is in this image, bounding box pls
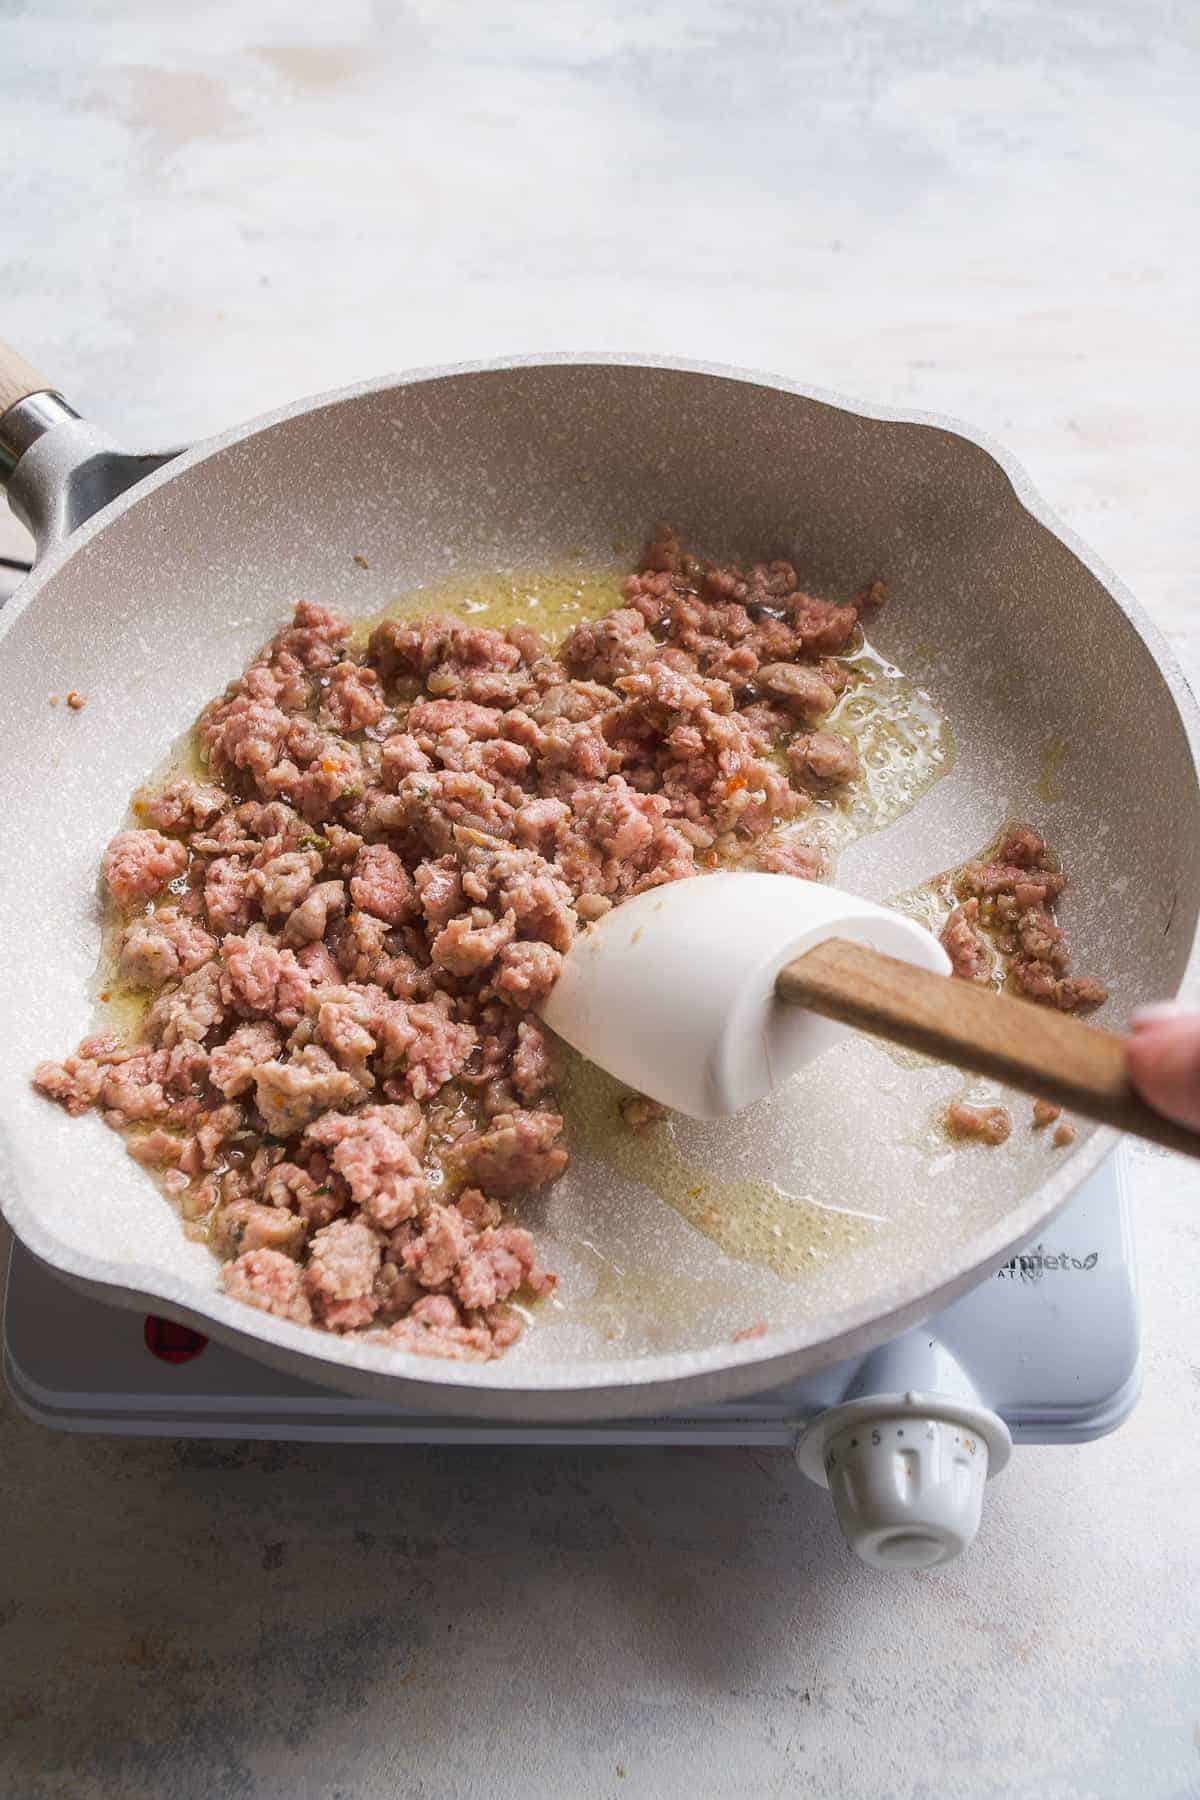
[940,901,990,984]
[932,826,1107,1146]
[220,1247,313,1325]
[757,837,827,882]
[101,830,188,910]
[786,730,860,786]
[945,1101,1012,1145]
[35,524,898,1358]
[118,910,217,988]
[945,825,1108,1014]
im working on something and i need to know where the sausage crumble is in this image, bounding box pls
[937,825,1106,1147]
[940,824,1108,1013]
[34,525,884,1358]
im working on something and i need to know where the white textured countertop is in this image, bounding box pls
[2,4,1198,1796]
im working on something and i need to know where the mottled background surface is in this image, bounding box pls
[2,3,1198,1796]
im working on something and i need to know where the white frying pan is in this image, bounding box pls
[0,342,1196,1421]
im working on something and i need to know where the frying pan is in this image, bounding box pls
[1,344,1197,1422]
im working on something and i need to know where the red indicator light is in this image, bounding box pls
[143,1315,208,1363]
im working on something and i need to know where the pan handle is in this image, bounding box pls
[0,339,81,486]
[0,337,177,564]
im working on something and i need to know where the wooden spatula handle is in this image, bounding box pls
[778,936,1200,1160]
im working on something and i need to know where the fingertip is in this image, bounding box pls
[1126,1012,1200,1133]
[1129,1001,1193,1033]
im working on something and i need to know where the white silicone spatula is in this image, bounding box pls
[538,871,1200,1158]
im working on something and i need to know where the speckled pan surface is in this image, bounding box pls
[1,355,1197,1420]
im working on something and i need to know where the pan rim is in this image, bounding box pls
[1,351,1195,1410]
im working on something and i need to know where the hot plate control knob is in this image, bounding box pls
[793,1391,1012,1571]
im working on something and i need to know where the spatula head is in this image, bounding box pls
[539,871,952,1118]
